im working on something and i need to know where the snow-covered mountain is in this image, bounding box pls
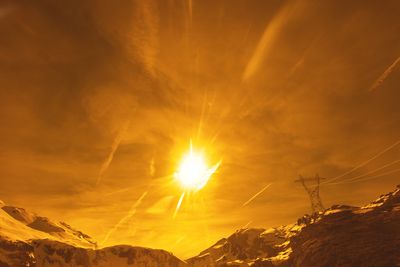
[0,202,95,248]
[0,201,185,267]
[1,185,400,266]
[188,185,400,267]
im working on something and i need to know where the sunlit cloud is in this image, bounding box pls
[1,0,400,259]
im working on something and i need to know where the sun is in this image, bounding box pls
[175,147,219,191]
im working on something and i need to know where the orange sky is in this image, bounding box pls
[1,0,400,258]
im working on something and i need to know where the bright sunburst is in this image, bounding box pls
[175,145,220,191]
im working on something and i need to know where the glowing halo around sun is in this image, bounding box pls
[174,146,220,191]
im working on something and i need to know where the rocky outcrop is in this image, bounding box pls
[188,185,400,267]
[288,186,400,267]
[0,238,186,267]
[2,186,400,266]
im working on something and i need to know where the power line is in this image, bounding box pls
[327,167,400,185]
[324,159,400,185]
[322,139,400,185]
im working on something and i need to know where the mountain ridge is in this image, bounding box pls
[187,185,400,266]
[1,185,400,266]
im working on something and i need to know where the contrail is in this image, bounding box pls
[96,121,130,185]
[242,183,272,207]
[241,221,252,229]
[133,0,159,75]
[242,2,297,81]
[149,157,155,177]
[188,0,193,26]
[171,235,186,248]
[369,56,400,91]
[101,191,147,245]
[173,192,185,219]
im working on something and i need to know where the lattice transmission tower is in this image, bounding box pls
[295,174,325,214]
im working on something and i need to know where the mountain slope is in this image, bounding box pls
[0,201,185,267]
[0,238,186,267]
[188,185,400,267]
[0,202,95,248]
[1,185,400,266]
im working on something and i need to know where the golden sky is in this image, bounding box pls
[1,0,400,258]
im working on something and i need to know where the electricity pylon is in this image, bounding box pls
[295,174,325,214]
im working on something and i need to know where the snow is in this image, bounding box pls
[0,203,96,248]
[189,185,400,266]
[0,201,186,267]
